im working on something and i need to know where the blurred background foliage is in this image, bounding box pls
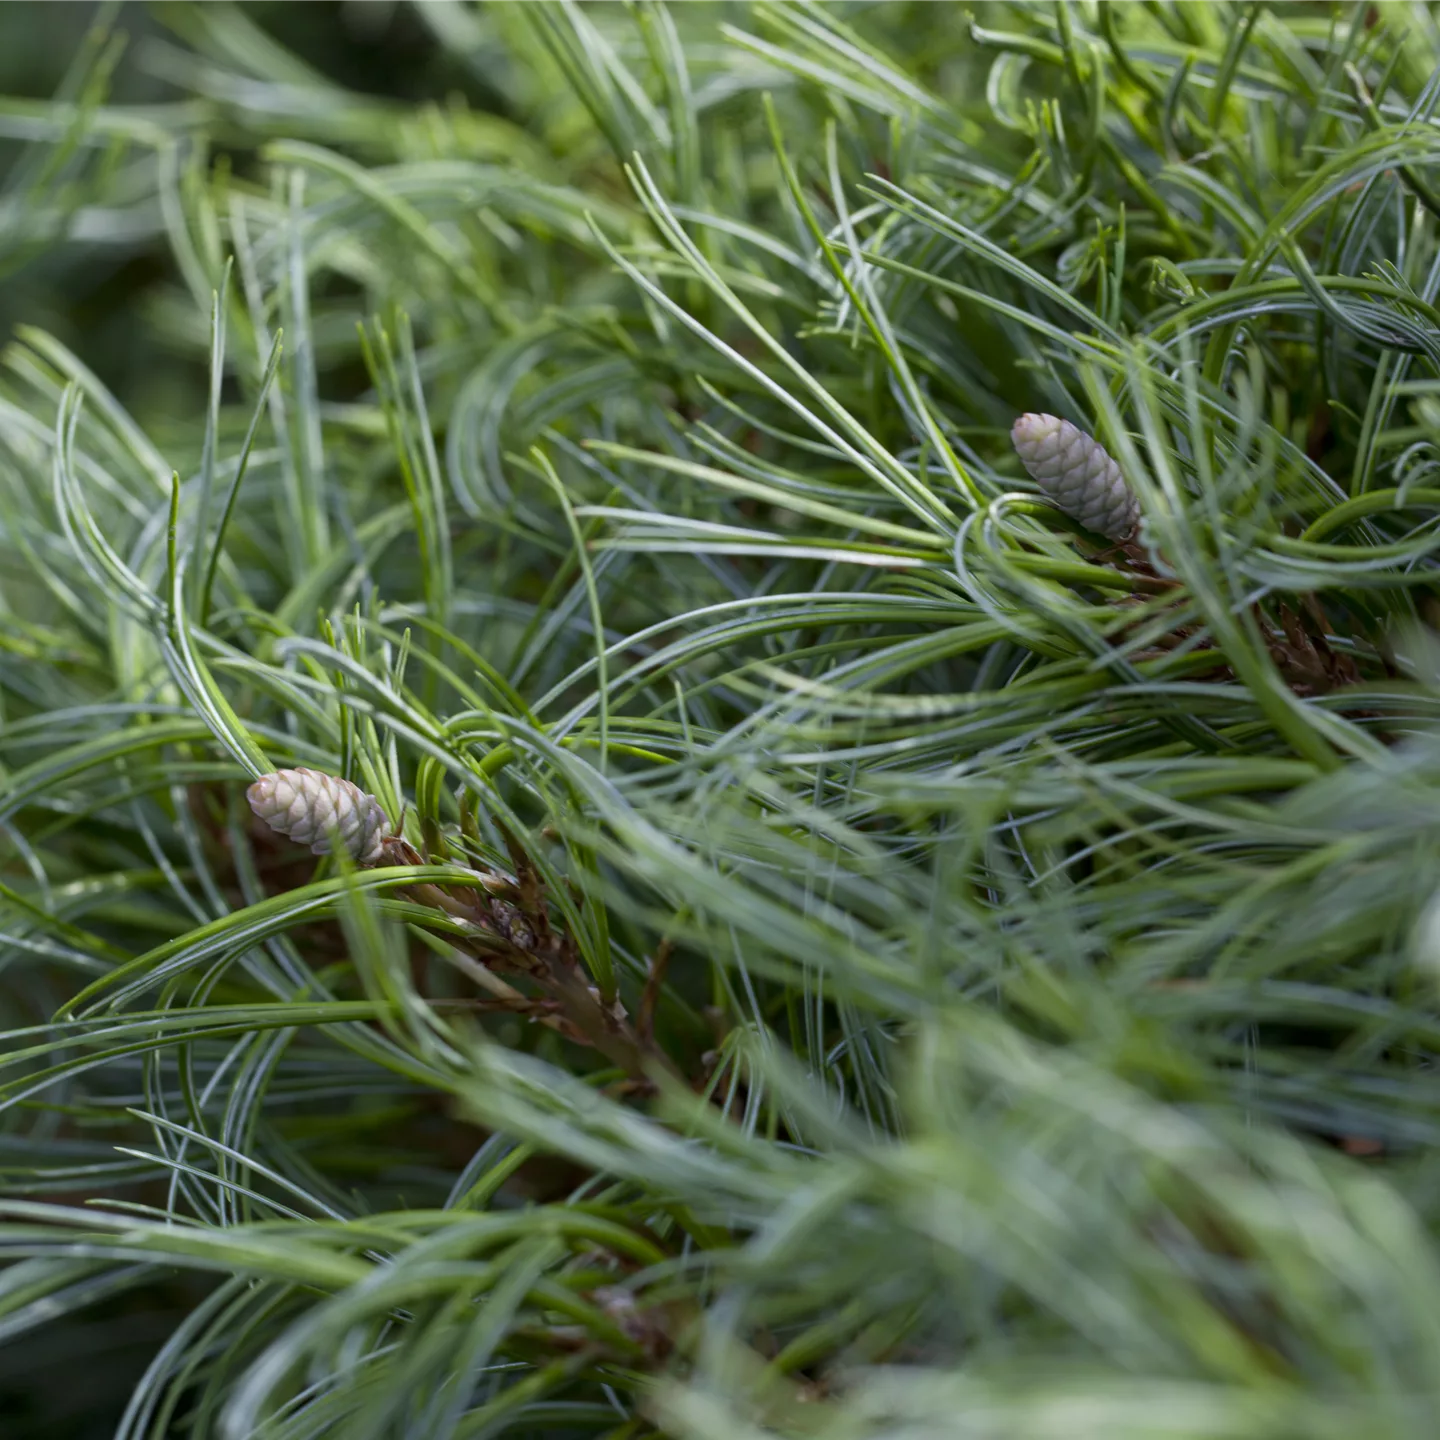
[0,1,495,422]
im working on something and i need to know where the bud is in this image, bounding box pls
[247,768,390,864]
[1011,412,1140,541]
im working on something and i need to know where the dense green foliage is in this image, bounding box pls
[6,2,1440,1435]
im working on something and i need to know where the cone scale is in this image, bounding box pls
[1011,413,1140,542]
[247,768,390,863]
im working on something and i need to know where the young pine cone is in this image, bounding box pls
[247,768,390,864]
[1011,412,1140,542]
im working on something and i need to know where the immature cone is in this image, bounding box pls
[1011,412,1140,542]
[247,768,390,863]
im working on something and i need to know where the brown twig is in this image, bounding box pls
[378,832,683,1087]
[1099,540,1366,700]
[638,937,673,1043]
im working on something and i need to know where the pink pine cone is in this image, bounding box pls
[246,768,390,863]
[1010,413,1140,541]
